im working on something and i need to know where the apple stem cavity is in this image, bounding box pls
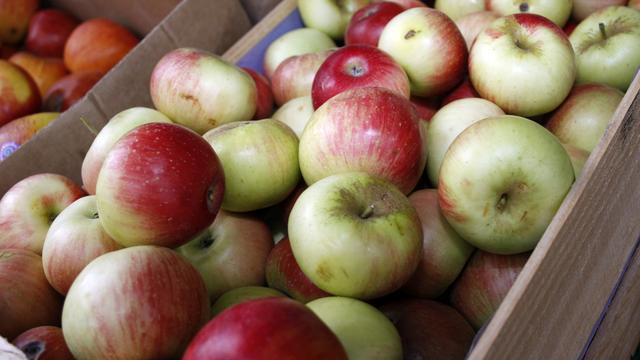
[199,235,214,249]
[92,212,99,219]
[404,30,418,40]
[21,341,44,358]
[519,2,529,13]
[599,22,607,39]
[360,204,375,219]
[496,193,509,212]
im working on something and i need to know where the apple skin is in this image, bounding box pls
[572,0,628,21]
[9,52,69,97]
[561,142,590,179]
[298,0,371,40]
[375,0,427,9]
[42,195,122,295]
[203,119,300,212]
[0,0,38,45]
[42,71,101,112]
[569,6,640,92]
[300,87,426,194]
[486,0,573,27]
[307,296,403,360]
[288,172,423,300]
[265,236,331,303]
[469,13,576,117]
[547,83,624,153]
[81,107,172,195]
[96,122,225,248]
[435,0,486,20]
[410,96,440,122]
[0,112,59,161]
[176,209,274,302]
[345,1,405,46]
[454,10,499,50]
[0,173,86,255]
[378,7,468,97]
[0,60,41,127]
[311,45,410,109]
[62,246,209,360]
[439,115,575,255]
[426,98,504,186]
[440,76,480,106]
[12,326,74,360]
[272,50,332,106]
[183,297,348,360]
[272,95,315,138]
[242,67,274,119]
[26,9,79,58]
[210,286,286,317]
[379,298,476,360]
[263,28,336,79]
[630,0,640,10]
[403,189,474,299]
[0,249,63,341]
[450,250,530,329]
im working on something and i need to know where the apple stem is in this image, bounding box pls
[92,212,99,219]
[360,204,375,219]
[79,116,99,136]
[599,22,607,39]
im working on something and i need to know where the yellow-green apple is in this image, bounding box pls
[41,196,122,295]
[81,107,172,195]
[288,172,422,299]
[441,76,479,105]
[12,326,73,360]
[26,9,79,58]
[272,95,314,138]
[42,71,101,112]
[573,0,628,21]
[96,123,225,248]
[450,250,529,329]
[426,98,504,186]
[298,0,371,40]
[0,0,38,45]
[62,246,209,360]
[311,45,410,109]
[265,236,330,303]
[299,87,426,194]
[630,0,640,10]
[307,296,402,360]
[183,297,348,360]
[547,83,624,153]
[210,286,286,317]
[403,189,474,298]
[203,119,300,212]
[0,60,41,127]
[263,28,336,79]
[9,52,69,97]
[345,1,405,46]
[177,210,274,302]
[0,112,58,161]
[438,115,574,254]
[0,173,85,254]
[375,0,427,9]
[455,10,499,49]
[150,48,257,134]
[0,249,63,340]
[272,49,333,106]
[485,0,572,27]
[242,67,274,119]
[469,13,576,117]
[569,6,640,91]
[435,0,486,20]
[561,142,590,178]
[379,299,476,360]
[379,7,468,97]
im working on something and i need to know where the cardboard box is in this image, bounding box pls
[240,0,284,24]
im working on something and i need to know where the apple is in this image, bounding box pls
[298,0,371,40]
[25,9,79,58]
[374,0,427,9]
[434,0,486,20]
[183,297,348,360]
[573,0,628,21]
[485,0,573,27]
[42,195,122,295]
[311,45,410,109]
[379,7,468,97]
[410,96,441,122]
[379,299,476,360]
[563,19,578,36]
[150,48,257,134]
[561,142,590,179]
[81,107,172,195]
[272,49,332,106]
[454,10,500,49]
[42,71,101,112]
[0,60,41,127]
[345,2,405,46]
[0,112,59,161]
[402,189,474,299]
[0,337,26,360]
[569,6,640,92]
[210,286,286,317]
[0,173,86,254]
[12,326,73,360]
[265,236,330,303]
[0,249,63,340]
[242,67,274,119]
[438,115,574,254]
[177,209,274,302]
[426,98,504,186]
[62,246,209,359]
[0,44,18,59]
[203,119,300,212]
[440,76,480,105]
[96,122,225,248]
[469,13,576,117]
[546,83,625,153]
[272,95,315,138]
[450,250,530,329]
[64,18,139,76]
[9,52,68,97]
[300,87,426,194]
[263,28,336,79]
[289,172,422,299]
[0,0,38,45]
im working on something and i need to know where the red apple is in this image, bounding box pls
[0,0,38,45]
[9,52,69,97]
[0,112,59,161]
[345,2,405,47]
[311,45,410,109]
[455,10,500,50]
[411,96,440,122]
[441,76,479,106]
[0,249,63,340]
[183,297,348,360]
[0,60,41,127]
[95,122,225,248]
[242,67,275,119]
[26,9,79,58]
[272,50,332,106]
[42,71,101,112]
[12,326,73,360]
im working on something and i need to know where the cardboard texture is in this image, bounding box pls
[240,0,283,24]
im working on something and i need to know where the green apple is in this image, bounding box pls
[298,0,370,40]
[210,286,286,317]
[435,0,486,20]
[263,28,336,78]
[486,0,573,27]
[272,96,314,138]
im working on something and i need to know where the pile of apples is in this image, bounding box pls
[0,0,139,162]
[1,0,639,359]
